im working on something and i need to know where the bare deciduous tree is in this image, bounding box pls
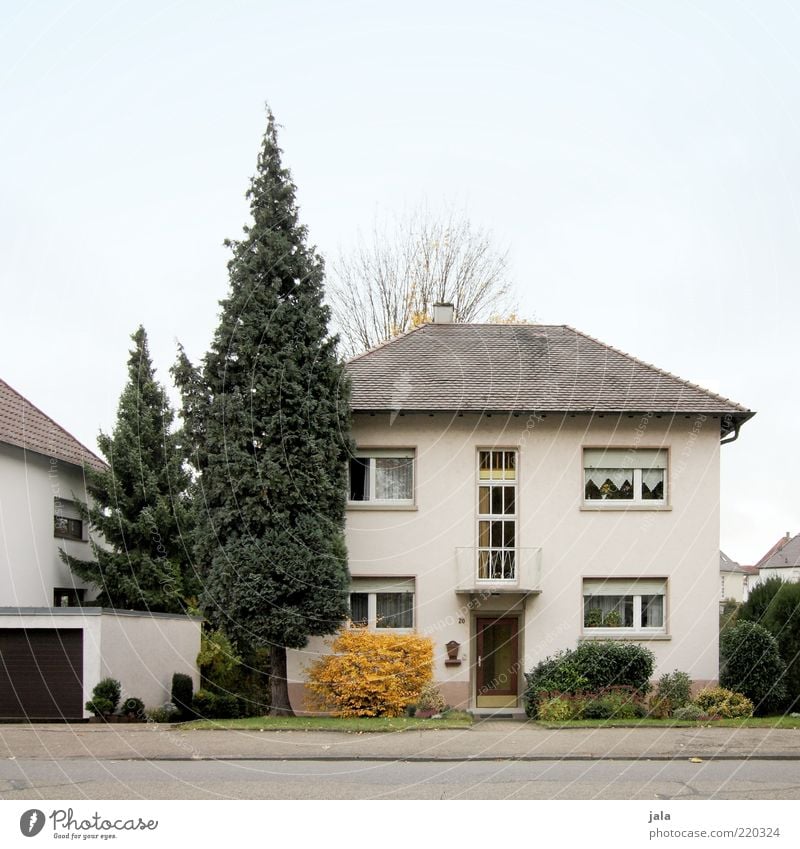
[327,205,516,357]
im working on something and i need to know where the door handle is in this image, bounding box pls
[477,655,481,668]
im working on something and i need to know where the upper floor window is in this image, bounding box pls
[349,450,414,504]
[583,448,667,505]
[54,499,86,541]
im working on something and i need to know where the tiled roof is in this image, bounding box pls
[758,533,800,570]
[346,324,753,433]
[0,378,105,471]
[720,551,751,573]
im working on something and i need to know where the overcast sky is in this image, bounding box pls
[1,0,796,564]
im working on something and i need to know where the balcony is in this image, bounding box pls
[455,547,543,595]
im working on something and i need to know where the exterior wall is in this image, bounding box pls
[99,611,202,709]
[0,443,95,606]
[758,567,800,585]
[720,572,749,604]
[287,411,723,710]
[0,609,201,718]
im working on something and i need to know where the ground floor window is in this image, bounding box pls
[349,577,415,629]
[582,578,666,633]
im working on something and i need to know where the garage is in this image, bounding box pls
[0,629,83,721]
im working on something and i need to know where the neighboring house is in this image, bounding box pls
[286,309,754,714]
[0,378,200,720]
[719,550,756,607]
[754,532,800,585]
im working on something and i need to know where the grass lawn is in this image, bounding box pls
[183,713,474,732]
[534,715,800,729]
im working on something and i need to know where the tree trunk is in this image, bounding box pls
[269,644,295,716]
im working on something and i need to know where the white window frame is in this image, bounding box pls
[476,449,518,582]
[582,578,667,636]
[347,449,415,506]
[348,578,415,631]
[583,447,668,507]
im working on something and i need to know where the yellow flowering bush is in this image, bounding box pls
[305,628,433,717]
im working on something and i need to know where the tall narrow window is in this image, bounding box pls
[477,450,517,580]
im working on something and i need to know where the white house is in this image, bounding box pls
[0,377,200,720]
[286,311,754,714]
[754,532,800,585]
[719,551,756,606]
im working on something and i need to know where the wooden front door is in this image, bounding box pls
[475,617,519,708]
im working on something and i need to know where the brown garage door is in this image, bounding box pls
[0,629,83,721]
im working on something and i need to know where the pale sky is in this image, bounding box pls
[1,0,797,564]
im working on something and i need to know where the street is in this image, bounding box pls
[1,757,799,800]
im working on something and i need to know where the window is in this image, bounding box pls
[477,450,517,580]
[583,579,666,633]
[53,588,85,608]
[348,578,414,629]
[348,450,414,504]
[54,499,85,541]
[583,448,667,505]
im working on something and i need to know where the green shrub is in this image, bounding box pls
[581,687,646,720]
[585,608,603,628]
[171,673,194,721]
[146,702,179,723]
[192,689,240,719]
[121,697,145,718]
[655,670,692,712]
[571,641,654,693]
[524,642,654,717]
[739,578,800,711]
[647,695,673,719]
[197,629,271,717]
[695,687,753,719]
[537,696,575,722]
[92,678,121,712]
[85,697,114,717]
[673,704,705,721]
[720,621,786,714]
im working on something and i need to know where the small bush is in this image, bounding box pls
[537,696,575,722]
[581,687,646,720]
[85,697,114,717]
[197,629,270,717]
[192,689,240,719]
[416,683,447,714]
[720,621,786,714]
[305,628,433,717]
[146,702,179,723]
[673,704,705,721]
[695,687,753,719]
[121,697,145,718]
[91,678,121,712]
[523,651,588,716]
[171,673,194,721]
[655,670,692,712]
[647,695,672,719]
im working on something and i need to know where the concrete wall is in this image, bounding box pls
[287,410,725,710]
[99,611,202,709]
[0,443,95,606]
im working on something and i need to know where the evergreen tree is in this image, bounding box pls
[173,109,352,716]
[62,326,195,612]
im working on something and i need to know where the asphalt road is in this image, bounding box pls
[1,757,799,800]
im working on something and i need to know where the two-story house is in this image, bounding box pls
[286,308,753,715]
[0,377,200,720]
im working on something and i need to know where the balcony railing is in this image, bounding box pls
[455,547,543,594]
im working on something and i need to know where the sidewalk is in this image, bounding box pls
[2,722,799,762]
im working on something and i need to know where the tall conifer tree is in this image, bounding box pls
[63,326,194,612]
[173,109,351,715]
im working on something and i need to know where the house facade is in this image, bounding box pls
[286,314,753,714]
[0,378,200,720]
